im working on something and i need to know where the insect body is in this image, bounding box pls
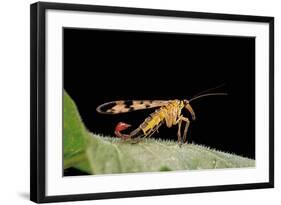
[96,92,227,145]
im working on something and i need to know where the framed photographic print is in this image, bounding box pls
[30,2,274,203]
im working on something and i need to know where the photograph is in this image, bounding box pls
[63,28,256,176]
[30,2,273,202]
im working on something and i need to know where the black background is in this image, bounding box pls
[64,28,255,159]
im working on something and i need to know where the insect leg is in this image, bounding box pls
[181,117,190,143]
[146,122,163,138]
[177,118,183,144]
[164,109,173,128]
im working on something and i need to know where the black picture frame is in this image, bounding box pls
[30,2,274,203]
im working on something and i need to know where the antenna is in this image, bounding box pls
[190,83,226,99]
[189,93,228,102]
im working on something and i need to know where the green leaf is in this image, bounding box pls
[63,91,89,169]
[79,136,255,174]
[63,90,255,175]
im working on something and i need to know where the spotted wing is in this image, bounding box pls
[96,100,170,114]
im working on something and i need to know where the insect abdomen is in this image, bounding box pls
[139,108,166,135]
